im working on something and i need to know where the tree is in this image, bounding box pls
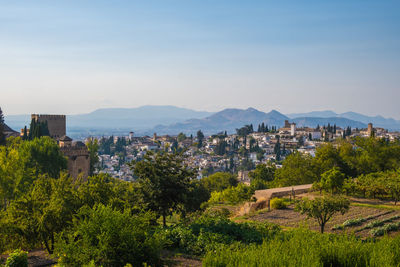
[249,163,276,190]
[295,195,350,233]
[319,167,345,193]
[22,126,28,140]
[201,172,238,193]
[0,107,5,146]
[86,138,99,176]
[130,151,195,226]
[274,138,281,161]
[274,152,318,187]
[2,173,80,254]
[177,132,187,142]
[197,130,204,148]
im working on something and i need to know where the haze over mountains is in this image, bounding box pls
[5,106,400,139]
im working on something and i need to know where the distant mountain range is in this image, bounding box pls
[4,106,400,138]
[287,110,400,130]
[152,108,289,135]
[153,108,370,135]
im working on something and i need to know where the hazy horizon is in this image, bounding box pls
[1,1,400,119]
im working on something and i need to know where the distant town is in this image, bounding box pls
[92,120,399,183]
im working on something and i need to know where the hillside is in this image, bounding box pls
[151,108,289,135]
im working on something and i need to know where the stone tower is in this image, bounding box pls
[31,114,66,139]
[367,123,373,137]
[60,140,90,179]
[31,114,90,179]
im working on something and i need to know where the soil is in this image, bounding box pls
[247,195,400,238]
[0,249,56,267]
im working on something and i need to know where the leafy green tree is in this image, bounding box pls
[295,195,350,233]
[177,132,187,142]
[249,163,276,189]
[1,173,80,253]
[201,172,238,193]
[319,167,345,193]
[180,179,210,216]
[0,137,67,207]
[274,152,318,187]
[386,170,400,205]
[130,151,195,226]
[18,137,67,178]
[86,138,99,176]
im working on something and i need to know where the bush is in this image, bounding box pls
[343,218,365,227]
[365,220,384,229]
[54,205,163,266]
[5,249,28,267]
[161,213,280,256]
[208,184,254,205]
[370,222,400,237]
[270,198,287,209]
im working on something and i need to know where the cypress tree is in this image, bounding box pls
[22,126,28,140]
[28,118,36,140]
[0,107,5,145]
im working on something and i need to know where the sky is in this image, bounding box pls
[1,0,400,119]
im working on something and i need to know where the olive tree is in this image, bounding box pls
[295,195,350,233]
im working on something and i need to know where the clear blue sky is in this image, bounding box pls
[1,0,400,118]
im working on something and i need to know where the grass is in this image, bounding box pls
[203,229,400,266]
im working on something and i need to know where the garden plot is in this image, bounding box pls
[249,204,400,237]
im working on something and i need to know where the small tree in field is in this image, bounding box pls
[295,195,350,233]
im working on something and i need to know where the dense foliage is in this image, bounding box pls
[273,138,400,187]
[55,205,163,267]
[161,211,280,256]
[130,151,196,226]
[207,183,254,205]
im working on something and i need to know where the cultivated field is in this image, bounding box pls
[245,195,400,238]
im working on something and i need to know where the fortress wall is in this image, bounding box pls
[32,114,66,138]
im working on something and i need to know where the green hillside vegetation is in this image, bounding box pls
[1,136,400,266]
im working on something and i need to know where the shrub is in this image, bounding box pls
[54,205,163,267]
[5,249,28,267]
[270,198,287,210]
[370,222,400,237]
[343,218,365,227]
[162,213,280,256]
[208,184,254,205]
[332,224,344,230]
[365,220,384,229]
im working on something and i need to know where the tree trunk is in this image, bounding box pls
[43,238,52,254]
[162,211,166,227]
[50,233,54,254]
[320,223,325,234]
